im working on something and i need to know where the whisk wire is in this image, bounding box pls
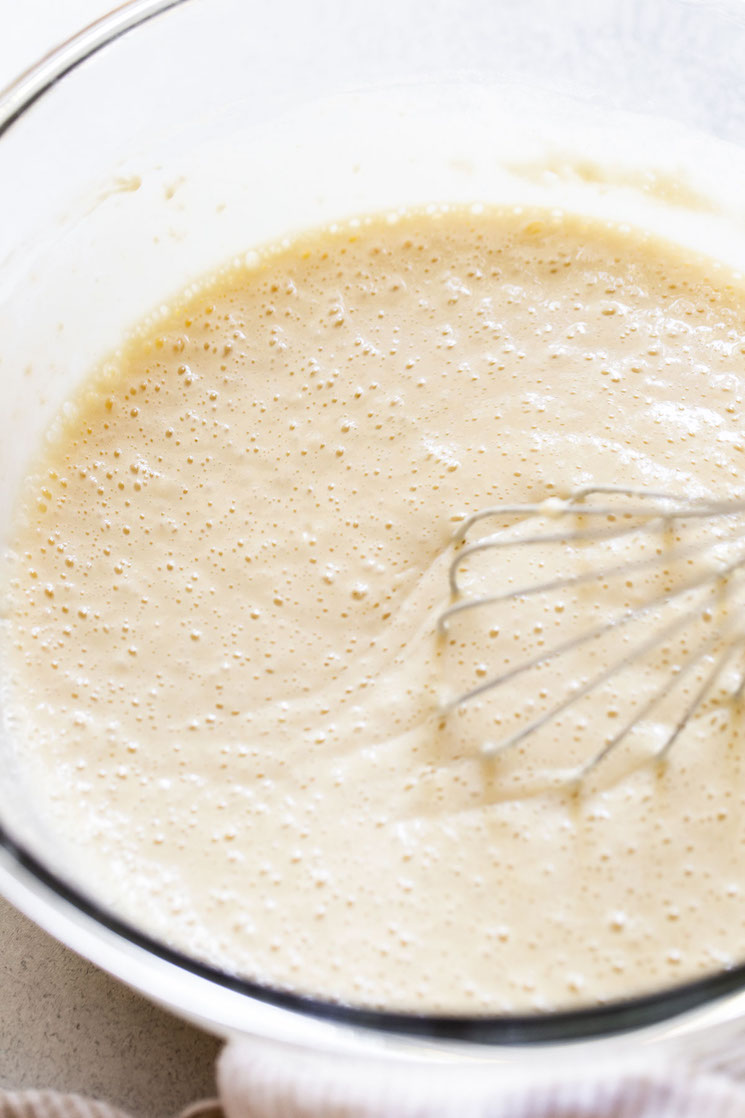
[442,520,745,633]
[656,632,745,764]
[442,540,745,713]
[449,493,745,597]
[438,487,745,780]
[577,621,743,781]
[479,583,720,762]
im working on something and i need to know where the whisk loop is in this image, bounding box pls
[437,486,745,780]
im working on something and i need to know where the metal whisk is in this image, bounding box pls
[437,486,745,781]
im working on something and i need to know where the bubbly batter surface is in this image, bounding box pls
[5,208,745,1012]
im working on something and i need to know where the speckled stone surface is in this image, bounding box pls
[0,897,220,1117]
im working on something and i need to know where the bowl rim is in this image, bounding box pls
[2,0,745,1048]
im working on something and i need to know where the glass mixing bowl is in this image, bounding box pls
[3,0,745,1072]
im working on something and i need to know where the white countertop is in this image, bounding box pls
[0,3,221,1114]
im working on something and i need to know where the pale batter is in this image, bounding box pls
[4,207,745,1012]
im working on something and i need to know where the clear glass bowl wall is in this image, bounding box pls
[3,0,745,1059]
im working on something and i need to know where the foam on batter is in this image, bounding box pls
[4,207,745,1012]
